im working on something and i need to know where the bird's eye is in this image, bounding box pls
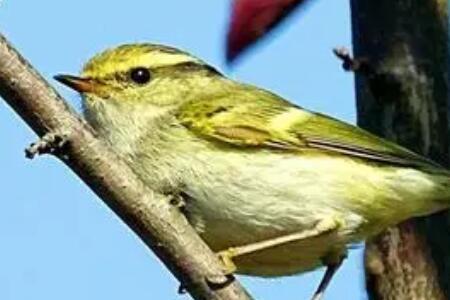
[129,67,151,85]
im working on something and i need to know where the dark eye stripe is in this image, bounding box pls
[99,61,222,84]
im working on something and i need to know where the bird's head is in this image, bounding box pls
[55,43,223,115]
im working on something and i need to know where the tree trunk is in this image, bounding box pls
[350,1,450,299]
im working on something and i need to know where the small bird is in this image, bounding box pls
[55,44,450,300]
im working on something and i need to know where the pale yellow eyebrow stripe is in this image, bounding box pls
[82,51,201,78]
[133,52,201,68]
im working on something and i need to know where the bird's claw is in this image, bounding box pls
[216,248,238,275]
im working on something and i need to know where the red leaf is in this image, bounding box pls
[226,0,309,63]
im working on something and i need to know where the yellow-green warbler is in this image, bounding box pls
[55,44,450,300]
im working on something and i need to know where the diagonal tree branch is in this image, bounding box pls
[0,33,253,300]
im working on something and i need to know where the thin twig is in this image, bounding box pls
[333,47,372,74]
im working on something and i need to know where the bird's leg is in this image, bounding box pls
[216,217,343,274]
[311,254,345,300]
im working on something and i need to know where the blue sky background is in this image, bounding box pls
[0,1,367,299]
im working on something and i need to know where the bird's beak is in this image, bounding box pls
[54,74,98,93]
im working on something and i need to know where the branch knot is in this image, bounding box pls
[25,132,69,159]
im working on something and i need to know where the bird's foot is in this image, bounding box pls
[216,248,238,275]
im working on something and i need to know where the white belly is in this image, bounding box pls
[163,147,443,276]
[109,126,446,277]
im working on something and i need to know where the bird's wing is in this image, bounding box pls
[176,86,441,170]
